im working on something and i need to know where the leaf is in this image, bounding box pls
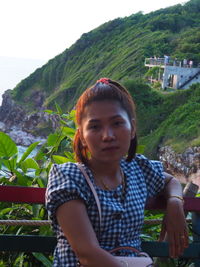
[47,133,60,146]
[61,113,68,119]
[64,151,75,161]
[55,102,62,115]
[36,178,45,188]
[67,119,76,129]
[60,119,68,126]
[13,169,33,186]
[0,177,13,185]
[13,252,25,267]
[2,157,17,172]
[32,253,52,267]
[32,204,41,217]
[18,141,40,164]
[45,161,53,176]
[0,131,18,157]
[69,109,76,121]
[0,207,15,216]
[52,155,70,164]
[136,145,145,154]
[44,109,54,114]
[34,149,46,161]
[20,158,39,173]
[62,127,76,139]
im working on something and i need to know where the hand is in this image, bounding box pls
[159,198,189,258]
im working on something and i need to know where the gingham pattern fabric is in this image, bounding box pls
[46,154,165,266]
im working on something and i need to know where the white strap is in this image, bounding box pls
[76,163,102,226]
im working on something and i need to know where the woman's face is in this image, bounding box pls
[80,100,135,164]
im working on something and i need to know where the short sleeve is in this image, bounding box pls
[45,163,90,222]
[135,154,165,197]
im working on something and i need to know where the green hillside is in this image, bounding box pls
[12,0,200,108]
[9,0,200,157]
[124,81,200,157]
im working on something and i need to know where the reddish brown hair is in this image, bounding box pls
[73,78,137,165]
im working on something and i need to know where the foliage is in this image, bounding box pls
[138,84,200,157]
[122,80,200,158]
[145,66,162,80]
[0,106,76,266]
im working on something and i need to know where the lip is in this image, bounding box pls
[102,146,119,151]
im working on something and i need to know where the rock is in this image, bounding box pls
[9,127,46,146]
[22,111,59,133]
[0,90,26,130]
[0,90,59,146]
[159,146,200,186]
[0,122,6,132]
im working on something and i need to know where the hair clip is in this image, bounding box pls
[96,78,110,84]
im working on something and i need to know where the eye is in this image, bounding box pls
[89,124,100,130]
[113,120,124,126]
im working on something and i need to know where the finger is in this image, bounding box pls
[175,229,188,257]
[172,233,180,258]
[168,231,176,258]
[178,229,189,256]
[183,228,189,248]
[178,234,185,256]
[159,216,167,241]
[159,223,166,242]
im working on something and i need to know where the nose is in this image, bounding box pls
[102,127,115,141]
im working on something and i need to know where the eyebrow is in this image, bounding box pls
[88,115,124,123]
[88,119,100,124]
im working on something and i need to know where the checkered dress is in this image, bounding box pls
[46,154,165,266]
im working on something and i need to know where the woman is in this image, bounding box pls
[46,78,188,266]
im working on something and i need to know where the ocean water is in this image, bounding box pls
[18,145,38,157]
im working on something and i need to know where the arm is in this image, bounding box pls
[159,172,189,258]
[56,200,122,267]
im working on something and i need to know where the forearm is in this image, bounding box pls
[57,200,122,267]
[77,246,122,267]
[162,172,183,200]
[159,172,188,258]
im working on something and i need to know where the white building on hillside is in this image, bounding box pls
[145,58,200,89]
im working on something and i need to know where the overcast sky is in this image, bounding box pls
[0,0,186,104]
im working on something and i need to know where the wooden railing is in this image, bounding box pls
[0,185,200,265]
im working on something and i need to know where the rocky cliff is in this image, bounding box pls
[0,90,58,146]
[159,146,200,187]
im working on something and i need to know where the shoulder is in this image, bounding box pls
[137,154,164,175]
[46,162,93,220]
[49,161,78,178]
[121,154,162,170]
[47,162,88,190]
[133,154,163,172]
[120,154,164,182]
[133,154,165,197]
[50,162,78,174]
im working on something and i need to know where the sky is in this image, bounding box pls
[0,0,186,104]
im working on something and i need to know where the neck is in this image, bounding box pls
[88,159,121,177]
[88,159,124,190]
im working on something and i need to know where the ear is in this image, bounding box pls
[78,128,87,147]
[131,118,136,139]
